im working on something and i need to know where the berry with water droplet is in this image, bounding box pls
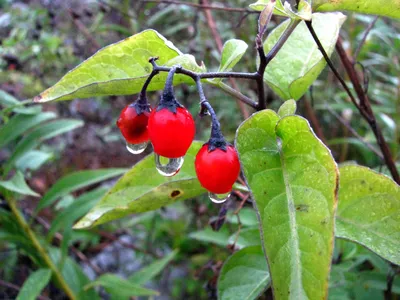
[195,144,240,194]
[148,106,195,158]
[117,103,151,145]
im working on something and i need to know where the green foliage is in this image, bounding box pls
[74,142,206,229]
[16,269,52,300]
[278,99,297,117]
[85,274,158,298]
[313,0,400,19]
[36,168,127,212]
[336,165,400,265]
[0,171,39,197]
[218,246,270,300]
[34,30,206,103]
[263,13,346,100]
[236,110,339,299]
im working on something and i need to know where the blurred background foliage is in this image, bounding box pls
[0,0,399,299]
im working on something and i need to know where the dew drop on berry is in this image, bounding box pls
[126,141,148,154]
[208,192,230,204]
[155,154,184,177]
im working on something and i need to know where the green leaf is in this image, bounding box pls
[74,142,206,229]
[189,227,230,247]
[0,112,56,148]
[336,165,400,265]
[15,150,52,171]
[48,247,100,300]
[16,269,52,300]
[48,187,108,238]
[0,90,40,114]
[228,228,261,249]
[218,246,270,300]
[129,249,178,285]
[34,30,205,103]
[36,168,127,212]
[85,274,158,297]
[313,0,400,19]
[227,208,258,227]
[278,99,297,117]
[210,39,248,84]
[263,13,346,100]
[235,110,338,299]
[0,171,39,197]
[6,119,83,171]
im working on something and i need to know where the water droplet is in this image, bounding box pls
[126,141,148,154]
[155,154,184,177]
[209,192,230,204]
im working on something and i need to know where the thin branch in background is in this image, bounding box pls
[0,279,50,300]
[201,0,250,118]
[353,16,379,61]
[141,0,258,13]
[303,97,327,144]
[385,265,400,300]
[305,21,400,184]
[68,9,100,53]
[325,104,383,160]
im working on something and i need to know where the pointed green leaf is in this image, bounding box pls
[74,142,206,229]
[210,39,248,84]
[0,171,39,197]
[218,246,270,300]
[0,90,40,115]
[313,0,400,19]
[278,99,297,117]
[129,250,178,285]
[235,110,338,299]
[263,13,346,100]
[34,30,205,103]
[336,165,400,265]
[48,187,107,238]
[85,274,158,297]
[37,168,128,212]
[6,119,83,171]
[189,227,230,247]
[0,112,56,148]
[15,150,52,171]
[16,269,52,300]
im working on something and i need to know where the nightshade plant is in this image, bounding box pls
[2,0,398,299]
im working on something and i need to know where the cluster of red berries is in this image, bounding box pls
[117,66,240,197]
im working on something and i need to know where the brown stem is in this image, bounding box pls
[305,21,400,184]
[141,0,257,13]
[201,0,250,118]
[304,97,327,144]
[353,16,379,61]
[335,38,400,184]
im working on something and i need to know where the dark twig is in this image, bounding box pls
[141,0,258,13]
[354,16,379,61]
[385,265,400,300]
[305,21,400,184]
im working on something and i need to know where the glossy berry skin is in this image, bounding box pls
[117,105,151,144]
[195,145,240,194]
[148,107,195,158]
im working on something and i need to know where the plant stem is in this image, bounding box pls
[217,82,258,109]
[305,21,400,184]
[7,197,76,300]
[257,19,301,109]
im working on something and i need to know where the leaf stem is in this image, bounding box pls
[6,196,76,300]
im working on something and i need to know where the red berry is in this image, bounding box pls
[117,105,151,144]
[148,107,195,158]
[195,145,240,194]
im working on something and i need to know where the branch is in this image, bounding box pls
[257,19,300,109]
[305,21,400,184]
[353,16,379,61]
[141,0,258,13]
